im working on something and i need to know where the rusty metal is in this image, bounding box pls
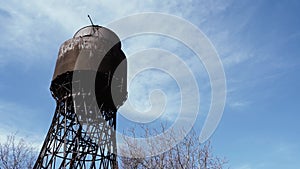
[52,25,124,80]
[34,25,127,169]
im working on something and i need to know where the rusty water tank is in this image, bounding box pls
[51,25,127,110]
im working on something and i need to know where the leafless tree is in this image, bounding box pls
[119,124,227,169]
[0,134,36,169]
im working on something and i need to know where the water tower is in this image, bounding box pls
[34,25,127,169]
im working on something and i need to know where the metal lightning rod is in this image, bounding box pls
[88,15,95,26]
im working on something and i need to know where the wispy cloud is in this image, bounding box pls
[236,164,252,169]
[228,101,250,109]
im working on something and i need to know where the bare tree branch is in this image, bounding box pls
[0,134,36,169]
[119,124,228,169]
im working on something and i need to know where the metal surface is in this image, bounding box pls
[34,26,127,169]
[52,25,124,80]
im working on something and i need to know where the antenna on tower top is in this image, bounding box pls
[88,15,96,34]
[88,15,94,26]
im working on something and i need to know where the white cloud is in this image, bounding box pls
[236,164,252,169]
[119,48,199,123]
[229,101,250,109]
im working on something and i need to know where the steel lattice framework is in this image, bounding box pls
[34,25,127,169]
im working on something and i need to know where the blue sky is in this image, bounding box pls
[0,0,299,168]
